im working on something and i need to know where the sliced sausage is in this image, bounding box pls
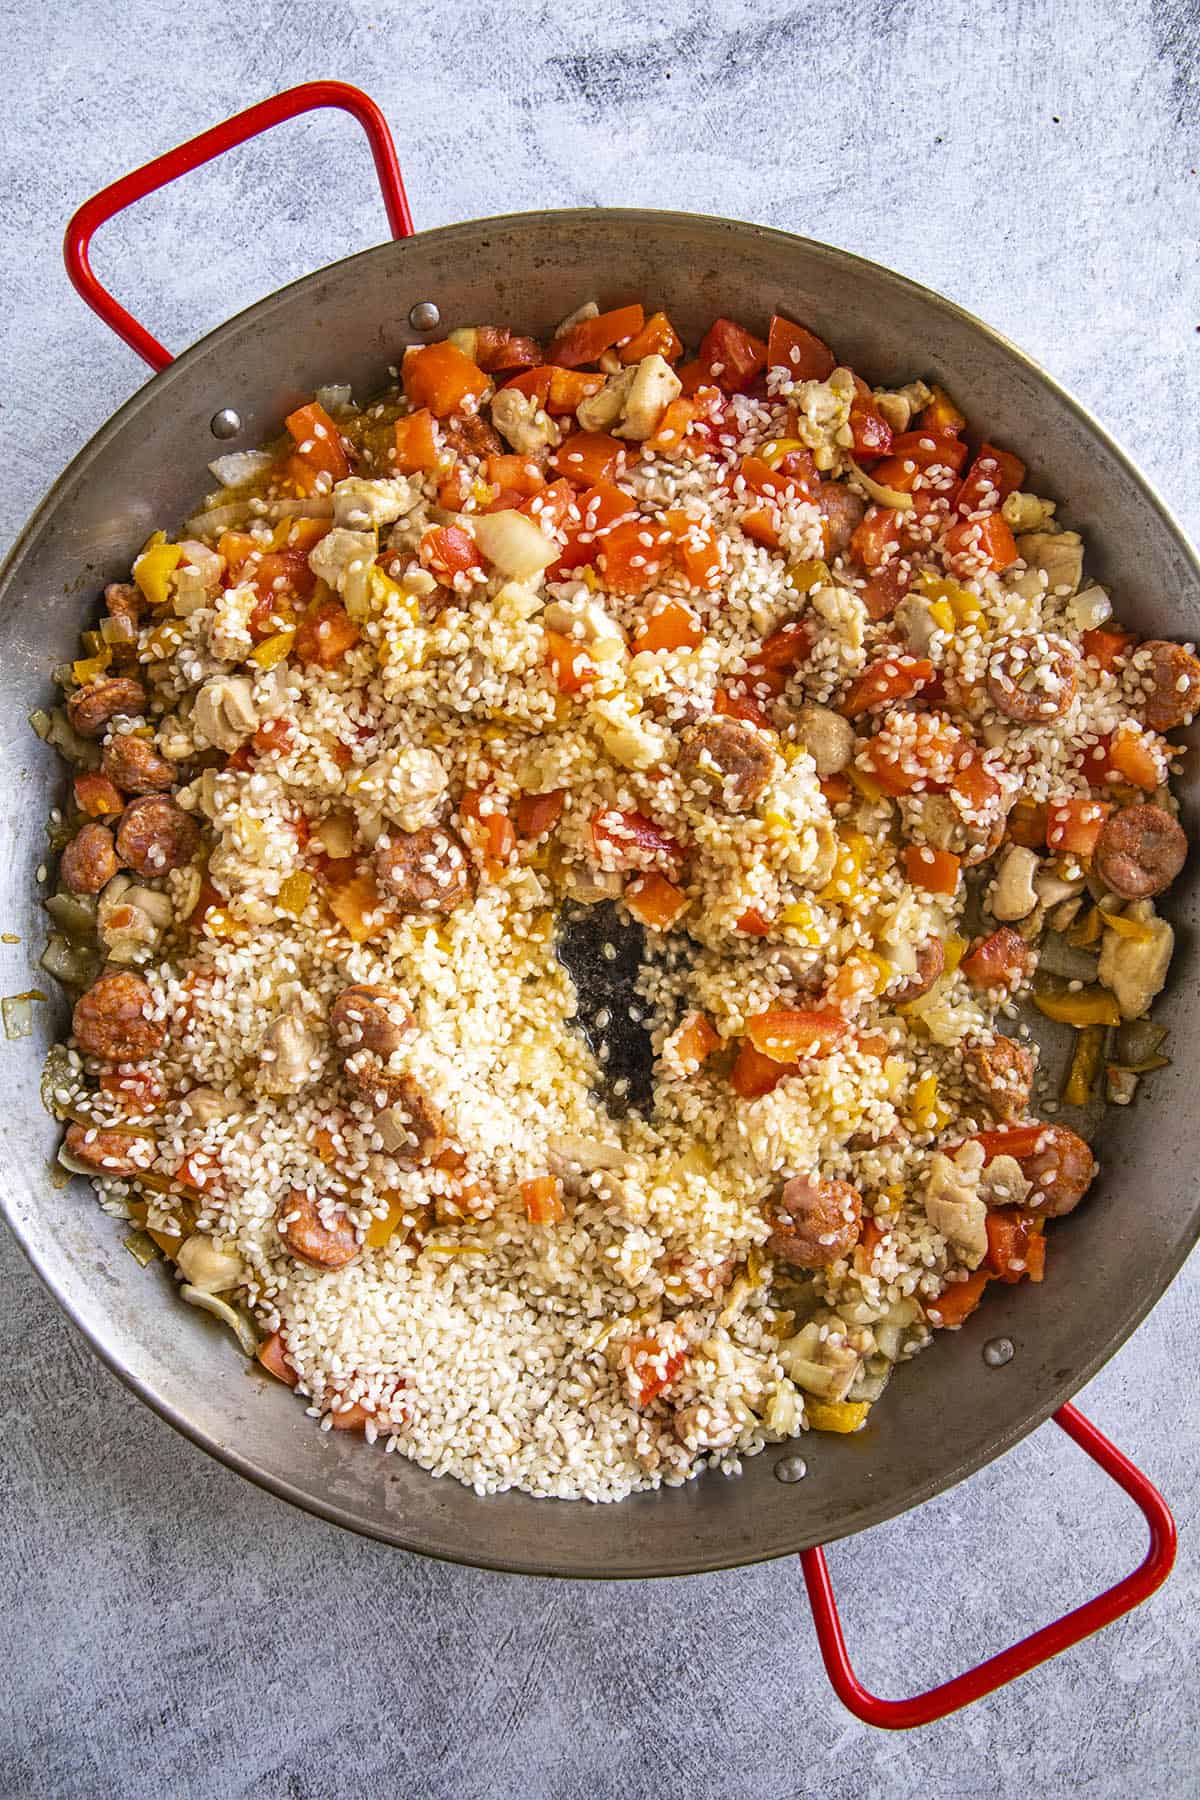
[767,1173,862,1269]
[440,413,503,459]
[66,677,148,739]
[103,582,145,630]
[1135,640,1200,733]
[60,822,119,894]
[63,1122,156,1175]
[115,797,201,877]
[986,634,1078,723]
[101,733,175,795]
[329,984,413,1058]
[1021,1124,1097,1218]
[72,972,165,1059]
[963,1036,1034,1122]
[278,1190,360,1270]
[677,717,776,812]
[378,1075,447,1167]
[814,482,866,558]
[891,938,944,1004]
[1094,804,1187,900]
[373,825,472,914]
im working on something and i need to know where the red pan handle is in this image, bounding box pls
[801,1401,1175,1729]
[63,81,413,373]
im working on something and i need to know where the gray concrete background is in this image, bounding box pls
[2,1,1198,1794]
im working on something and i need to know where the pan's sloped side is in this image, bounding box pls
[1,211,1197,1577]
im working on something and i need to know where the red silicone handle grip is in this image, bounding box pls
[63,81,413,373]
[801,1402,1176,1729]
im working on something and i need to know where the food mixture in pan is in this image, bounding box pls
[35,300,1194,1501]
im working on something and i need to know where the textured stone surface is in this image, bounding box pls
[2,1,1198,1794]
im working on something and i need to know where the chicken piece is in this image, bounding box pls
[332,476,415,530]
[1097,900,1174,1019]
[923,1148,988,1263]
[1008,529,1083,600]
[491,387,561,454]
[576,368,634,433]
[192,676,259,752]
[258,1010,320,1096]
[990,845,1040,922]
[792,702,854,777]
[613,355,682,441]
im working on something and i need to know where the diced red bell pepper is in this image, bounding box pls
[848,382,893,460]
[960,927,1036,991]
[625,1334,688,1406]
[670,1010,721,1067]
[485,454,546,499]
[74,771,124,817]
[550,481,637,574]
[619,310,683,365]
[99,1066,166,1112]
[393,408,441,473]
[522,1174,565,1224]
[252,717,294,757]
[631,597,704,653]
[553,431,627,488]
[850,506,903,570]
[902,844,961,895]
[1045,795,1112,854]
[624,872,689,930]
[861,563,911,621]
[734,907,775,937]
[402,341,490,418]
[740,506,782,549]
[460,788,516,881]
[257,1331,299,1387]
[766,315,835,380]
[985,1209,1046,1284]
[739,452,818,503]
[863,714,963,796]
[918,388,967,436]
[520,477,577,536]
[544,629,596,694]
[598,516,674,595]
[515,788,566,840]
[943,512,1019,572]
[745,1007,849,1063]
[284,402,351,485]
[645,396,704,456]
[956,443,1027,515]
[729,1038,795,1098]
[591,808,685,876]
[549,304,645,368]
[714,688,774,728]
[419,524,485,584]
[739,620,813,698]
[950,749,1002,816]
[293,599,361,668]
[662,509,722,590]
[927,1270,991,1328]
[1081,625,1139,671]
[695,317,768,393]
[839,656,933,718]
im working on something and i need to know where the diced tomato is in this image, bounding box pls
[1008,799,1048,848]
[1086,725,1163,792]
[850,506,903,570]
[520,477,577,536]
[839,656,933,718]
[740,505,782,550]
[1081,625,1139,672]
[217,530,260,575]
[950,750,1001,816]
[927,1270,991,1329]
[598,515,673,595]
[176,1148,224,1196]
[402,340,490,418]
[252,717,294,757]
[972,1124,1047,1163]
[960,927,1036,991]
[515,788,565,840]
[624,872,689,930]
[893,429,970,474]
[553,431,626,488]
[861,563,912,622]
[848,383,893,460]
[619,310,683,365]
[549,303,645,368]
[466,326,541,372]
[625,1334,688,1406]
[645,396,703,456]
[854,1214,888,1275]
[729,1038,794,1098]
[544,628,596,694]
[74,771,123,817]
[943,512,1019,572]
[293,599,361,668]
[257,1330,299,1387]
[1045,795,1112,855]
[695,317,768,393]
[99,1067,166,1112]
[485,454,546,499]
[550,481,637,574]
[522,1174,565,1224]
[500,366,553,407]
[249,549,315,638]
[745,1007,849,1063]
[985,1209,1046,1284]
[739,452,818,503]
[547,368,607,414]
[284,402,350,485]
[956,443,1026,516]
[662,509,722,590]
[903,844,961,895]
[734,907,775,937]
[631,597,704,653]
[864,714,964,797]
[670,1010,721,1067]
[393,408,441,473]
[419,524,485,584]
[460,788,516,880]
[918,388,967,436]
[436,464,474,511]
[591,808,685,876]
[711,689,769,728]
[766,315,835,381]
[742,620,813,697]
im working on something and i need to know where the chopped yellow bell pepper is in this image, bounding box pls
[916,569,986,632]
[366,1194,406,1248]
[1099,907,1157,944]
[133,535,184,608]
[943,933,968,973]
[72,649,113,685]
[861,949,893,995]
[1067,905,1103,948]
[780,898,823,945]
[848,763,885,802]
[760,437,809,469]
[1062,1023,1106,1106]
[250,629,296,670]
[820,829,872,903]
[806,1399,871,1434]
[141,619,184,661]
[276,871,313,917]
[786,558,831,595]
[908,1070,940,1130]
[926,599,956,634]
[1034,987,1121,1028]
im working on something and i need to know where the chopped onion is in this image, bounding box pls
[38,707,100,770]
[40,932,96,988]
[180,1285,260,1356]
[315,383,353,414]
[2,992,39,1039]
[846,456,915,512]
[207,450,274,489]
[470,510,558,579]
[45,891,98,941]
[99,613,137,646]
[1037,933,1100,982]
[123,1230,159,1268]
[185,494,334,538]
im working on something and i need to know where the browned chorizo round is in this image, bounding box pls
[66,677,148,739]
[63,1122,156,1175]
[72,972,165,1059]
[815,482,866,558]
[101,733,176,795]
[374,826,472,914]
[278,1190,360,1270]
[891,938,944,1005]
[767,1173,862,1269]
[1136,640,1200,733]
[986,635,1078,724]
[964,1035,1034,1122]
[115,797,201,877]
[1094,803,1187,900]
[1021,1124,1097,1218]
[330,984,413,1059]
[677,717,776,812]
[60,822,119,894]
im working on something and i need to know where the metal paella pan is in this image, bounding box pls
[0,82,1191,1724]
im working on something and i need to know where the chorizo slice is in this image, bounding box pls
[63,1122,156,1175]
[891,938,944,1004]
[101,734,176,795]
[373,826,472,914]
[115,797,201,877]
[963,1036,1034,1121]
[1135,639,1200,733]
[1021,1124,1097,1218]
[767,1173,862,1269]
[1094,804,1187,900]
[677,717,776,812]
[986,634,1077,723]
[66,677,148,739]
[72,972,165,1059]
[278,1190,360,1270]
[60,822,119,894]
[330,984,413,1059]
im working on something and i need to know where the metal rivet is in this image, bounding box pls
[210,408,242,439]
[409,301,441,332]
[774,1454,808,1484]
[983,1336,1015,1367]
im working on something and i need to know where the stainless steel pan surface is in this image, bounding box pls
[0,92,1193,1675]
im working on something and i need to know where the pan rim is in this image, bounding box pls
[3,206,1198,1576]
